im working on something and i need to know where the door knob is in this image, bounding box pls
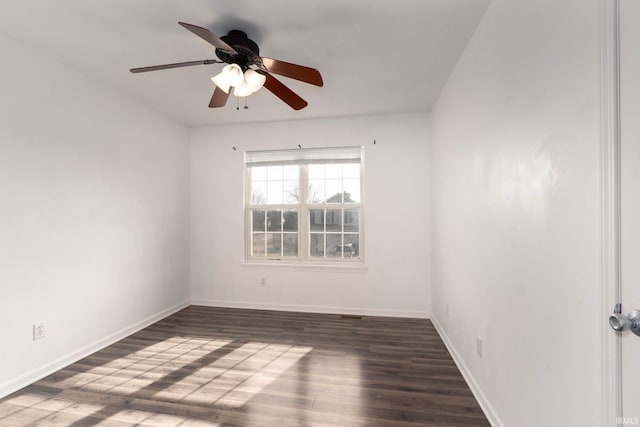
[609,309,640,337]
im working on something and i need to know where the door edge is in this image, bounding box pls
[599,0,622,424]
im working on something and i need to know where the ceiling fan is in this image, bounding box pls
[130,22,323,110]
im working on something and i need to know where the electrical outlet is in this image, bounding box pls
[33,322,46,340]
[260,277,266,287]
[476,336,483,358]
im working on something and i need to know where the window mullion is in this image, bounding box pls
[280,210,284,257]
[323,208,327,258]
[245,166,252,259]
[341,208,344,259]
[263,210,267,257]
[299,165,309,260]
[247,203,299,210]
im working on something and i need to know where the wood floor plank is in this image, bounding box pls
[0,306,489,426]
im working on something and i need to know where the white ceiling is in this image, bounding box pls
[0,0,489,127]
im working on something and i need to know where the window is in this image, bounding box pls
[245,146,363,264]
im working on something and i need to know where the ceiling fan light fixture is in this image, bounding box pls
[232,69,267,97]
[211,63,244,93]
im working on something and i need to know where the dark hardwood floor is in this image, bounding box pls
[0,306,489,426]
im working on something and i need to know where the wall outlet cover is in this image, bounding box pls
[33,322,46,340]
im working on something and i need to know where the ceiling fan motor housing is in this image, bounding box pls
[216,30,261,70]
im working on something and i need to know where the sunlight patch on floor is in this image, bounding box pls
[0,393,104,426]
[179,342,313,408]
[0,389,224,426]
[1,339,311,425]
[67,337,233,395]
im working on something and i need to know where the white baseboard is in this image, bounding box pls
[191,299,429,319]
[0,300,189,399]
[431,316,503,427]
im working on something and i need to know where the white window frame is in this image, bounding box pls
[244,147,364,266]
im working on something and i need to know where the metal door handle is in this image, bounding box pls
[609,309,640,336]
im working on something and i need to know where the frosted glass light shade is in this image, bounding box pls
[211,64,244,93]
[244,69,266,93]
[233,83,252,97]
[232,69,267,97]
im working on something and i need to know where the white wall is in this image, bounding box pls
[430,0,601,426]
[190,113,430,317]
[0,34,190,396]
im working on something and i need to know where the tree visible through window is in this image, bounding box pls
[245,147,363,263]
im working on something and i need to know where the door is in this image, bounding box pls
[619,0,640,421]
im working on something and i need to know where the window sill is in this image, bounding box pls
[241,260,368,272]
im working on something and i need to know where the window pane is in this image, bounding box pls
[267,165,282,180]
[310,234,324,257]
[283,209,298,231]
[252,233,265,257]
[267,210,282,232]
[309,164,324,179]
[252,181,267,204]
[325,164,342,179]
[326,209,342,232]
[326,234,342,258]
[252,209,266,232]
[343,234,359,257]
[283,180,299,203]
[344,208,359,232]
[308,179,325,203]
[267,181,283,204]
[266,233,281,257]
[310,209,324,232]
[251,166,267,181]
[283,165,298,180]
[325,179,342,203]
[283,234,298,256]
[343,179,360,203]
[343,163,360,179]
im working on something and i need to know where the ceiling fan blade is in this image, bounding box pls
[178,22,238,55]
[130,59,220,73]
[261,72,308,110]
[261,57,323,87]
[209,86,230,108]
